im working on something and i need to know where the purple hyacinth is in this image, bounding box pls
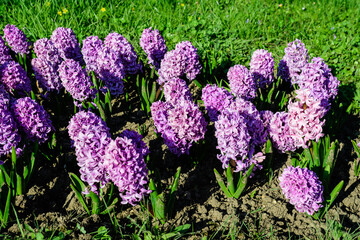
[0,36,12,64]
[120,129,150,157]
[297,57,339,109]
[96,46,125,96]
[0,85,21,156]
[104,32,140,75]
[58,59,97,102]
[163,78,192,106]
[287,89,326,149]
[250,49,274,88]
[68,111,111,194]
[158,41,201,84]
[227,65,257,100]
[278,39,309,84]
[201,84,234,122]
[82,36,103,73]
[151,99,207,156]
[12,97,53,144]
[140,27,167,69]
[3,24,30,55]
[51,27,84,64]
[0,61,31,96]
[104,131,151,205]
[269,111,297,153]
[215,109,251,172]
[260,110,274,138]
[32,58,62,92]
[229,98,267,147]
[279,166,323,215]
[33,38,62,67]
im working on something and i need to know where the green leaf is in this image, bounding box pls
[166,167,181,218]
[213,169,232,198]
[226,165,235,195]
[89,191,100,215]
[234,164,254,199]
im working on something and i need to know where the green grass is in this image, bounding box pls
[0,0,359,84]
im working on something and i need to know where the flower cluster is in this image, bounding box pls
[32,58,62,92]
[68,111,111,193]
[11,97,53,144]
[51,27,84,64]
[297,57,339,109]
[0,60,31,96]
[3,24,30,55]
[96,46,125,96]
[269,111,297,153]
[33,38,62,67]
[201,84,234,122]
[250,49,274,88]
[104,131,150,205]
[0,85,21,156]
[0,36,12,64]
[215,109,251,171]
[58,59,97,102]
[279,166,323,215]
[163,78,192,106]
[287,89,326,148]
[82,36,103,73]
[227,65,256,100]
[140,27,167,69]
[278,39,309,84]
[151,99,207,156]
[104,32,141,75]
[158,41,201,84]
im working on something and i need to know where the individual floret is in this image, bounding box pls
[12,97,53,144]
[279,166,323,215]
[250,49,274,88]
[201,84,234,122]
[58,59,97,102]
[3,24,30,55]
[139,27,167,69]
[227,65,256,100]
[0,61,31,96]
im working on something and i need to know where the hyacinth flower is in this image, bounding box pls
[3,24,30,56]
[51,27,84,64]
[104,32,141,75]
[201,84,234,122]
[162,77,192,106]
[0,36,13,64]
[279,166,323,215]
[158,41,202,85]
[31,58,63,92]
[297,57,340,110]
[33,38,62,68]
[58,59,97,103]
[0,85,21,156]
[104,130,151,205]
[140,27,167,70]
[82,36,103,73]
[260,110,274,138]
[68,111,111,194]
[268,111,297,153]
[151,99,207,156]
[250,49,274,88]
[227,65,256,100]
[11,97,53,144]
[0,60,31,96]
[278,39,309,84]
[287,89,326,149]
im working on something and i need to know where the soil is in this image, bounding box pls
[2,80,360,239]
